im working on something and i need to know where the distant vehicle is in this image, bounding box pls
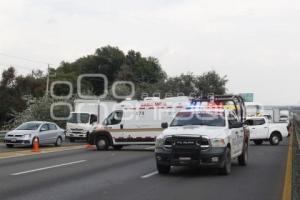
[88,96,189,150]
[245,102,264,117]
[66,99,117,142]
[155,95,249,175]
[4,121,65,148]
[245,117,289,145]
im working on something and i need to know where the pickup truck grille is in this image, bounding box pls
[164,136,210,150]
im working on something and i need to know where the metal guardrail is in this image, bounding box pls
[0,131,7,142]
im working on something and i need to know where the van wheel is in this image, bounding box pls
[6,144,14,148]
[220,147,231,175]
[238,143,248,166]
[55,137,63,147]
[157,164,170,174]
[113,145,123,150]
[270,133,281,145]
[254,140,263,145]
[95,136,109,151]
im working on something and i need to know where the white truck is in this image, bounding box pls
[245,117,289,145]
[66,99,117,142]
[88,96,190,150]
[155,95,249,175]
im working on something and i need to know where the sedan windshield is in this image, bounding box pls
[170,111,225,127]
[68,113,90,124]
[16,122,42,130]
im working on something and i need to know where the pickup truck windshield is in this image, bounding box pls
[68,113,90,124]
[16,122,42,130]
[170,111,225,127]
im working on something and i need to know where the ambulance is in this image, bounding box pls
[88,96,190,150]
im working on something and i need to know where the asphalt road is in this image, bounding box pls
[0,140,288,200]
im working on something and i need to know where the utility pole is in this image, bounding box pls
[45,64,50,98]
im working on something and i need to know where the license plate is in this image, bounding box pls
[179,157,191,161]
[11,139,17,142]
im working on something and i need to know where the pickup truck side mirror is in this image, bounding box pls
[161,122,168,129]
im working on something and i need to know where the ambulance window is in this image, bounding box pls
[107,110,123,125]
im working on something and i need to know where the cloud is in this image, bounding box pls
[0,0,299,104]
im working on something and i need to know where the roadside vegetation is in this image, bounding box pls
[0,45,228,129]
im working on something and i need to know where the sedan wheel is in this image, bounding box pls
[55,137,63,147]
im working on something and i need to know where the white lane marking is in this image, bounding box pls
[11,160,87,176]
[141,171,158,179]
[144,146,155,150]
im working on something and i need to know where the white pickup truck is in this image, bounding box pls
[245,117,289,145]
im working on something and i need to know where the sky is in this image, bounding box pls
[0,0,299,105]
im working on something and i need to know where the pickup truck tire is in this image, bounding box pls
[6,144,14,148]
[238,143,248,166]
[95,136,109,150]
[113,145,123,150]
[157,164,170,174]
[253,140,263,145]
[220,147,231,175]
[269,132,281,146]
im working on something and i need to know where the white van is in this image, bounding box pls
[88,96,190,150]
[66,99,117,142]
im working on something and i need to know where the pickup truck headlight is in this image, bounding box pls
[210,138,225,147]
[155,137,165,148]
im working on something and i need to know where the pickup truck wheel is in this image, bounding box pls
[113,145,123,150]
[238,143,248,166]
[269,133,280,145]
[253,140,263,145]
[220,147,231,175]
[6,144,14,148]
[95,136,109,151]
[157,164,170,174]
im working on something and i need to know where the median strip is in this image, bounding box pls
[282,134,292,200]
[11,160,87,176]
[0,145,86,160]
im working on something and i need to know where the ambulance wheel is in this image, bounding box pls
[157,164,170,174]
[95,136,109,151]
[113,145,123,150]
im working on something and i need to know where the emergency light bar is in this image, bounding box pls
[188,94,247,122]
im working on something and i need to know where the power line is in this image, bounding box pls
[0,62,46,72]
[0,52,53,65]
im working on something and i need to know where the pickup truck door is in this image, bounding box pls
[228,113,243,156]
[253,118,269,139]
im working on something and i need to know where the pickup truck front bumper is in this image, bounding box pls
[155,146,227,168]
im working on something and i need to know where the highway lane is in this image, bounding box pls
[0,140,288,200]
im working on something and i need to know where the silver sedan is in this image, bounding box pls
[4,121,65,148]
